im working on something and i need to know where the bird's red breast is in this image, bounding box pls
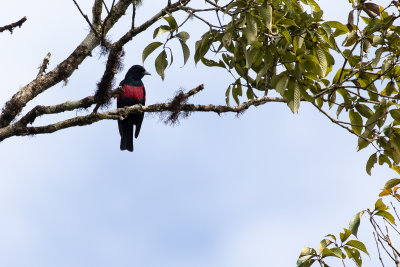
[118,84,145,101]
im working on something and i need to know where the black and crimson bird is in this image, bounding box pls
[117,65,150,152]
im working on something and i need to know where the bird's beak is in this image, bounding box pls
[144,71,151,75]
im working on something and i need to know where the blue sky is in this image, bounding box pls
[0,1,395,266]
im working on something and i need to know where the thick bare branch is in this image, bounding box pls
[0,16,27,33]
[19,87,124,126]
[0,84,289,141]
[92,0,103,26]
[0,0,133,128]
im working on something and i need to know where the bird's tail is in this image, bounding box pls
[119,122,134,152]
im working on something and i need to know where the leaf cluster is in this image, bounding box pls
[141,0,400,171]
[298,166,400,266]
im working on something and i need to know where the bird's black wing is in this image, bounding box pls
[134,86,145,138]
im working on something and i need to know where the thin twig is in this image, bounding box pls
[391,201,400,220]
[373,232,385,267]
[102,0,110,14]
[384,220,400,265]
[36,52,51,78]
[72,0,99,37]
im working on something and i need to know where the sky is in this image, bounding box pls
[0,1,396,266]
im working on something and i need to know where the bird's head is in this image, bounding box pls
[125,65,151,80]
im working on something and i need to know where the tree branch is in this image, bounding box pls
[92,0,103,26]
[0,0,132,128]
[72,0,99,37]
[18,87,124,126]
[0,16,27,33]
[36,52,51,78]
[0,84,289,142]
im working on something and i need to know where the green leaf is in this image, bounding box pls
[179,40,190,66]
[321,248,341,258]
[392,166,400,175]
[355,104,373,118]
[345,240,369,256]
[259,5,272,32]
[299,86,313,103]
[382,57,393,75]
[288,82,301,114]
[155,50,168,80]
[281,28,292,44]
[194,32,214,64]
[390,109,400,122]
[201,58,225,68]
[364,105,385,133]
[246,88,254,100]
[245,47,260,68]
[163,15,178,31]
[379,154,392,167]
[372,47,384,68]
[357,135,370,151]
[364,17,381,36]
[294,62,303,80]
[321,23,332,38]
[294,34,306,51]
[344,247,362,267]
[379,189,392,197]
[325,234,336,242]
[299,246,317,257]
[366,153,377,176]
[330,247,346,259]
[349,211,364,237]
[383,80,396,96]
[232,83,242,105]
[384,178,400,189]
[375,210,396,225]
[323,21,349,33]
[176,31,190,42]
[222,30,233,48]
[317,97,323,108]
[332,68,351,84]
[337,105,345,118]
[343,31,358,46]
[168,48,174,67]
[245,14,257,44]
[374,198,388,211]
[153,25,171,38]
[306,0,321,12]
[318,239,332,254]
[386,128,396,143]
[275,74,289,95]
[297,255,314,266]
[340,229,352,243]
[142,42,163,63]
[328,91,336,109]
[362,39,371,53]
[347,10,354,31]
[225,85,231,106]
[349,110,363,135]
[392,133,400,152]
[315,47,327,77]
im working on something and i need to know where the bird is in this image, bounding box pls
[117,65,150,152]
